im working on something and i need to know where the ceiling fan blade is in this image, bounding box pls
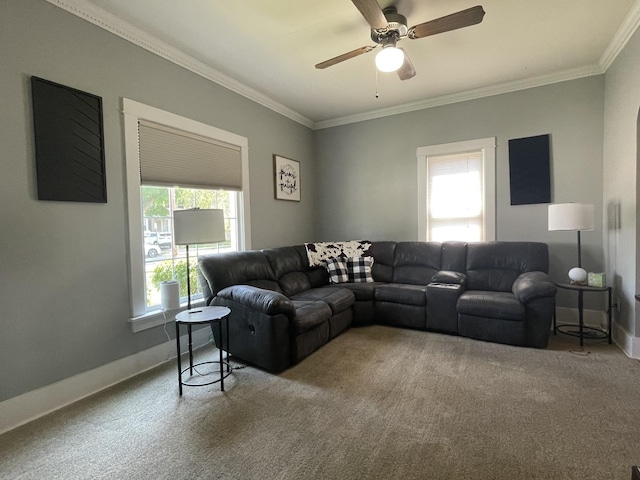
[408,5,485,39]
[397,49,416,81]
[315,46,375,69]
[351,0,388,31]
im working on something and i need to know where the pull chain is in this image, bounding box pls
[375,67,379,99]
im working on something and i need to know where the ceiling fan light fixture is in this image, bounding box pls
[375,44,404,72]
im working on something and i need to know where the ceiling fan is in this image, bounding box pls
[315,0,485,80]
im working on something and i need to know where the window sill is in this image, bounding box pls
[128,299,206,333]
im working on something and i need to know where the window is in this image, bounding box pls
[417,138,496,242]
[141,186,238,308]
[427,152,483,241]
[123,99,251,329]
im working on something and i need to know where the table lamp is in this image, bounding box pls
[548,203,594,284]
[173,208,226,311]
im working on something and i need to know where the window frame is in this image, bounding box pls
[122,99,251,329]
[417,137,496,242]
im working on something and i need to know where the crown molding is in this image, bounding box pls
[45,0,640,132]
[598,0,640,70]
[44,0,314,129]
[313,64,604,130]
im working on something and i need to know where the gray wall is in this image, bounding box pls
[314,77,606,310]
[0,0,627,406]
[0,0,315,402]
[603,27,640,337]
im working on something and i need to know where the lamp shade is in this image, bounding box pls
[548,203,594,231]
[173,208,226,245]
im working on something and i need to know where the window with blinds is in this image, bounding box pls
[123,98,250,325]
[138,120,242,190]
[427,151,484,242]
[135,120,245,309]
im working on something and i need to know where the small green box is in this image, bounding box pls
[587,272,606,287]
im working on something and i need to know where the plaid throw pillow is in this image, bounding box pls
[325,258,349,284]
[347,256,374,283]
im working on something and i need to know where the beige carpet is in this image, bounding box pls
[1,326,639,480]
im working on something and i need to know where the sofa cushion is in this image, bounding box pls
[337,282,382,301]
[466,242,549,291]
[263,245,309,278]
[291,300,332,334]
[369,241,396,282]
[457,291,525,321]
[392,242,441,285]
[465,270,519,293]
[347,256,374,283]
[375,283,427,306]
[325,258,349,284]
[305,266,330,288]
[292,287,355,314]
[263,246,312,296]
[198,251,279,296]
[441,241,468,272]
[278,271,312,297]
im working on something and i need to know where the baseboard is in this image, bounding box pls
[0,328,212,435]
[554,306,608,330]
[556,306,639,359]
[612,322,640,359]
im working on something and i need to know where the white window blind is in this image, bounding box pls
[427,151,484,242]
[138,119,242,190]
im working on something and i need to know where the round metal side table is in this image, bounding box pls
[175,306,231,395]
[553,282,612,346]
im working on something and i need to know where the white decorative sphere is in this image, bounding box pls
[568,267,587,283]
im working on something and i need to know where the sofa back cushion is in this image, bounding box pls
[368,241,396,282]
[393,242,442,285]
[441,241,468,272]
[263,245,314,297]
[466,242,549,292]
[305,266,330,288]
[198,251,280,298]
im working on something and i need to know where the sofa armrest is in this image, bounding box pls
[217,285,296,317]
[431,270,467,286]
[512,271,557,304]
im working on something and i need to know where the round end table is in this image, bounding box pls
[554,282,612,346]
[175,306,231,395]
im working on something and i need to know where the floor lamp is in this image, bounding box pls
[173,208,226,312]
[548,203,594,283]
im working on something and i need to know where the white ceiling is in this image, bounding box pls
[57,0,639,128]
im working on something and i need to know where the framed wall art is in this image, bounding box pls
[274,154,300,202]
[31,76,107,203]
[508,134,551,206]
